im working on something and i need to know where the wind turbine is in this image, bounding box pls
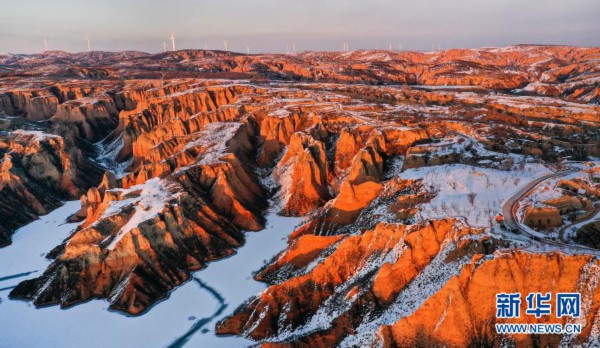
[246,46,250,54]
[43,37,48,51]
[389,43,392,52]
[84,35,91,52]
[293,43,296,53]
[223,40,228,51]
[169,33,176,51]
[163,42,167,52]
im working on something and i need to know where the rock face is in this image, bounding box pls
[216,220,489,342]
[1,46,599,346]
[379,253,600,347]
[273,132,331,216]
[0,130,102,246]
[217,223,600,347]
[10,178,260,314]
[10,117,267,314]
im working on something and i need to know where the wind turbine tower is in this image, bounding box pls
[163,42,167,52]
[85,35,91,52]
[169,33,176,51]
[43,37,48,51]
[223,40,228,51]
[246,46,250,54]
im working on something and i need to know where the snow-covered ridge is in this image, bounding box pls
[184,122,243,165]
[93,178,183,250]
[11,129,61,141]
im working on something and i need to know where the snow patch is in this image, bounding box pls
[401,163,551,227]
[96,178,182,250]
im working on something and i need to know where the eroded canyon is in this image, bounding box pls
[1,45,600,346]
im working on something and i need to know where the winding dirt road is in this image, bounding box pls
[500,167,600,253]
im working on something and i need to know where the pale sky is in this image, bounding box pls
[1,0,598,54]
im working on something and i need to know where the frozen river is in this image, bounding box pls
[0,201,301,347]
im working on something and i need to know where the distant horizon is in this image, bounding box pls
[1,0,598,55]
[3,43,600,56]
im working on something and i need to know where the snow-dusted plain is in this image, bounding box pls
[0,201,301,348]
[401,162,552,227]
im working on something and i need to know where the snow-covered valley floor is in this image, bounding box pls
[0,201,302,348]
[400,163,552,228]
